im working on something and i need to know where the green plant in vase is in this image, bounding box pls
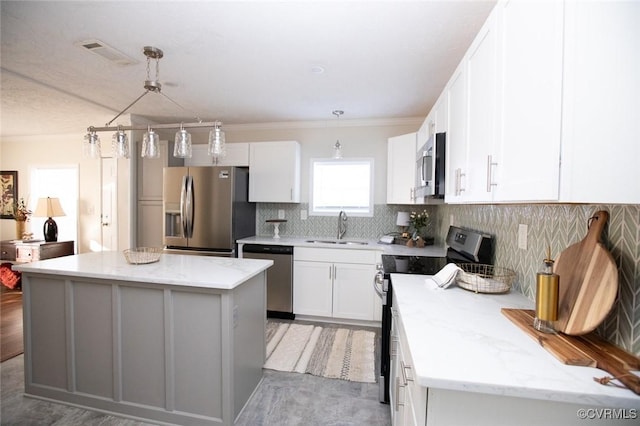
[408,209,429,247]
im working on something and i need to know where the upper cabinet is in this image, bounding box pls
[438,0,638,204]
[249,141,301,203]
[559,1,640,203]
[185,143,250,167]
[387,132,418,204]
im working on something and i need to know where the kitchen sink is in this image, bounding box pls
[305,239,368,246]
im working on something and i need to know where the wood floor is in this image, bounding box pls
[1,288,23,362]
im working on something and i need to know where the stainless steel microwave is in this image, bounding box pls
[415,132,446,199]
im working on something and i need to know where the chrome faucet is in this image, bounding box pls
[337,210,348,239]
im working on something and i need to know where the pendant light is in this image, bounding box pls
[83,129,101,158]
[332,110,344,159]
[112,126,130,158]
[141,126,160,158]
[208,121,226,164]
[84,46,225,160]
[174,123,192,158]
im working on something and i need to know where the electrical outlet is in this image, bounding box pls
[278,209,285,219]
[301,209,307,220]
[450,214,455,226]
[518,224,528,250]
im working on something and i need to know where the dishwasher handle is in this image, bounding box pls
[242,244,294,255]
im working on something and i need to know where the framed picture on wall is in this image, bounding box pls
[1,171,18,219]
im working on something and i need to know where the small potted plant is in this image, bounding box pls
[13,198,32,240]
[407,209,429,248]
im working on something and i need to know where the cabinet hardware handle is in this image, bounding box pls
[401,360,414,383]
[395,377,406,411]
[486,155,498,192]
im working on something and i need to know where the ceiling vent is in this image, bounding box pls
[76,39,137,66]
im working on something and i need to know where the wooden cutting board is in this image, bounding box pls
[502,309,640,395]
[554,211,618,335]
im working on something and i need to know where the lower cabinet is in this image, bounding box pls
[293,247,378,321]
[391,307,426,426]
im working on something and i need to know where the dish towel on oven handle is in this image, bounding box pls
[426,263,462,289]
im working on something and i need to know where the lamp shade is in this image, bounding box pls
[396,211,410,227]
[34,197,66,218]
[34,197,65,242]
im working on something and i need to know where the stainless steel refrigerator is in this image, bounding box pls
[163,166,255,256]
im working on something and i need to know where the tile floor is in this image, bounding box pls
[1,350,390,426]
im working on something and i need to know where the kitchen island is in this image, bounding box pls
[390,274,639,426]
[14,251,273,426]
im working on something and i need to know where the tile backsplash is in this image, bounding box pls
[257,203,640,355]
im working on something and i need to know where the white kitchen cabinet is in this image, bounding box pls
[444,0,564,204]
[185,143,250,167]
[136,140,168,247]
[137,140,169,201]
[293,247,378,321]
[445,61,469,203]
[249,141,301,203]
[390,307,425,426]
[492,0,564,201]
[293,260,333,317]
[559,0,640,203]
[433,92,448,134]
[387,133,418,204]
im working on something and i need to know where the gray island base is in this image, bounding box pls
[15,252,272,426]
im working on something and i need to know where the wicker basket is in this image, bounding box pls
[123,247,163,265]
[456,263,516,294]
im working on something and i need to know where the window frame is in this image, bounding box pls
[309,157,374,217]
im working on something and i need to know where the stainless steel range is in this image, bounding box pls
[375,225,494,403]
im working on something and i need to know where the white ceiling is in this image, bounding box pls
[0,0,496,137]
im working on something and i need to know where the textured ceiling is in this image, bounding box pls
[0,0,495,137]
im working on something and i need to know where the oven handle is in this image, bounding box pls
[373,271,385,299]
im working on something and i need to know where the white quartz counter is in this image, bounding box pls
[237,235,447,257]
[391,273,640,409]
[14,251,273,290]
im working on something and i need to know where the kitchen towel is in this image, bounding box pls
[426,263,462,289]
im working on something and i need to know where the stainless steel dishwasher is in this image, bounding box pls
[242,244,294,319]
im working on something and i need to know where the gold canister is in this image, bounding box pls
[535,272,559,321]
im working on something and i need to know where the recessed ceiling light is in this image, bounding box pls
[310,65,325,74]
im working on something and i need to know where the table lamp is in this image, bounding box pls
[34,197,66,242]
[396,211,410,239]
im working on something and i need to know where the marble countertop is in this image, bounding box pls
[237,235,447,258]
[391,273,640,409]
[14,251,273,290]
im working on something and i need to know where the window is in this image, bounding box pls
[310,159,374,216]
[30,166,78,245]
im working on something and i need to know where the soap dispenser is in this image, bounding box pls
[534,247,559,334]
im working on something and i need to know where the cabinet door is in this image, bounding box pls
[387,133,417,204]
[138,140,168,200]
[332,263,376,320]
[466,11,498,203]
[494,0,563,201]
[138,201,163,248]
[560,1,640,203]
[293,260,332,317]
[445,62,469,203]
[185,143,250,167]
[249,141,301,202]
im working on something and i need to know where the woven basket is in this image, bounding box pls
[123,247,163,265]
[456,263,516,294]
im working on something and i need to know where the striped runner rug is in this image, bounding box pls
[264,321,376,383]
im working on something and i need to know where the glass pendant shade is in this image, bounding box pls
[208,124,226,163]
[141,128,160,158]
[174,128,192,158]
[83,131,101,158]
[112,129,130,159]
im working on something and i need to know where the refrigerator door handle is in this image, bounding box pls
[186,175,195,238]
[180,175,189,237]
